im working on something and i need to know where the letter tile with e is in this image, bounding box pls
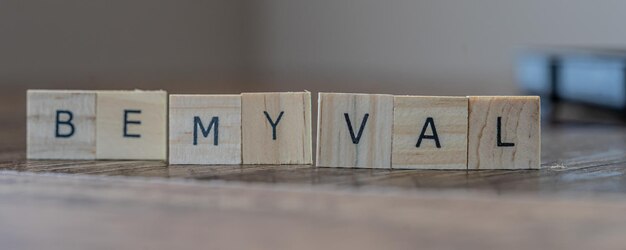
[96,90,167,160]
[169,95,242,164]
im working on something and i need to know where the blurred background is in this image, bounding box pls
[2,0,625,124]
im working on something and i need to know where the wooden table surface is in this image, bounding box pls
[2,86,626,250]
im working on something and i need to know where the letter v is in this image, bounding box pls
[344,113,369,144]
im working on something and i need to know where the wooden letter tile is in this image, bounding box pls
[96,90,167,160]
[392,96,468,169]
[241,92,312,164]
[467,96,541,169]
[316,93,393,168]
[169,95,241,164]
[27,90,97,159]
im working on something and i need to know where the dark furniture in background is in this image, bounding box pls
[518,48,626,124]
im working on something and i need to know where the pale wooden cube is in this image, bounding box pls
[169,95,242,165]
[96,90,167,160]
[27,90,97,159]
[468,96,541,169]
[241,92,312,164]
[392,96,468,169]
[316,93,393,168]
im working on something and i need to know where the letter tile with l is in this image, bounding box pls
[467,96,541,169]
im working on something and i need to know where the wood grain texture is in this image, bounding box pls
[392,96,468,169]
[96,90,167,160]
[4,125,626,194]
[169,95,241,164]
[468,96,541,169]
[26,90,96,159]
[241,92,312,164]
[316,93,393,168]
[3,172,626,250]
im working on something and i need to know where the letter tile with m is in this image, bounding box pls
[169,95,242,164]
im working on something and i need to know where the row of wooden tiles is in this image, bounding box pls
[27,90,540,169]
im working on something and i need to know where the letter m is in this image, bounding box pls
[193,116,219,146]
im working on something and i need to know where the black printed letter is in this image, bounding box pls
[497,116,514,147]
[193,116,219,145]
[344,113,369,144]
[124,110,141,138]
[55,110,75,138]
[416,117,441,148]
[264,111,284,140]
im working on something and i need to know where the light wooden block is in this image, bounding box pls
[241,92,312,164]
[96,90,167,160]
[468,96,541,169]
[316,93,393,168]
[27,90,97,159]
[392,96,468,169]
[169,95,242,165]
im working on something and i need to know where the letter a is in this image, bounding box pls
[416,117,441,148]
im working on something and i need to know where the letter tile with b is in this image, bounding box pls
[169,95,242,164]
[27,90,97,159]
[241,92,312,164]
[96,90,167,160]
[316,93,393,168]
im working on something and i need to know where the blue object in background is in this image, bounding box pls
[517,50,626,111]
[517,53,552,95]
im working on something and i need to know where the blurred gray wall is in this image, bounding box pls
[3,0,626,94]
[0,0,247,92]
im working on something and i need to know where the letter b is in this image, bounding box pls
[55,110,75,138]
